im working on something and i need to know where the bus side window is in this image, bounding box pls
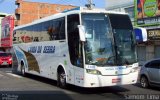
[58,18,65,40]
[52,21,60,40]
[47,17,65,41]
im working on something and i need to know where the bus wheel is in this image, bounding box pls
[140,76,149,88]
[58,71,66,88]
[21,64,26,76]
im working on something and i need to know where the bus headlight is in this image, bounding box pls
[130,67,139,73]
[86,69,102,75]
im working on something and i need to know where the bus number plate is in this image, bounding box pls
[112,78,121,83]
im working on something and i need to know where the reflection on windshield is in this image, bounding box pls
[109,14,137,65]
[82,14,115,66]
[113,29,137,65]
[82,13,137,66]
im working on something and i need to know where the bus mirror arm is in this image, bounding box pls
[78,25,86,42]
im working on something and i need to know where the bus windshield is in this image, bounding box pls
[82,14,137,66]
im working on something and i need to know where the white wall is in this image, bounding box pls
[105,0,134,10]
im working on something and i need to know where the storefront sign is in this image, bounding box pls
[147,29,160,40]
[137,16,160,25]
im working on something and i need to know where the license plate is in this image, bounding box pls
[112,78,121,83]
[1,62,8,65]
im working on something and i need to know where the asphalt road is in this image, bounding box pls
[0,67,159,100]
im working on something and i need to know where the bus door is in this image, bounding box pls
[67,14,84,86]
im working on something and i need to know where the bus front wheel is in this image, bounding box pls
[57,71,67,88]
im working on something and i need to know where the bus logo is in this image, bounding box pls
[115,71,118,75]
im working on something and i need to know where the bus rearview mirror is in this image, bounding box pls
[78,25,86,42]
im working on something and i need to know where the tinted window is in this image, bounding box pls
[48,18,65,40]
[67,14,83,68]
[13,17,65,44]
[108,14,137,65]
[108,14,133,29]
[146,60,160,69]
[145,62,150,68]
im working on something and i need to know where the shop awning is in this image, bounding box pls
[134,27,147,42]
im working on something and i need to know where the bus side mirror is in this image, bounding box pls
[78,25,86,42]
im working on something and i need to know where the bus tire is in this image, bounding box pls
[57,70,67,88]
[21,63,26,76]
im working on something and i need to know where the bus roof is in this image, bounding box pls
[14,7,128,30]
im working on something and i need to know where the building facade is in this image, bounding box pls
[15,0,76,26]
[0,15,14,53]
[0,13,10,50]
[105,0,160,66]
[135,0,160,63]
[0,13,9,37]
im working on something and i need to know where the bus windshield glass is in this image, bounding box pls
[109,14,137,65]
[82,14,137,66]
[82,14,115,66]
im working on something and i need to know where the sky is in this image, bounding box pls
[0,0,106,14]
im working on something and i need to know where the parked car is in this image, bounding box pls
[140,59,160,88]
[0,53,12,67]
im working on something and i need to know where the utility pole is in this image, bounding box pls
[85,0,95,10]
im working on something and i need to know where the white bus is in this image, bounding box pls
[12,7,139,88]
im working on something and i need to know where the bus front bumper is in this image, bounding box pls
[83,72,138,87]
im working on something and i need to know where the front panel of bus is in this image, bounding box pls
[79,13,139,87]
